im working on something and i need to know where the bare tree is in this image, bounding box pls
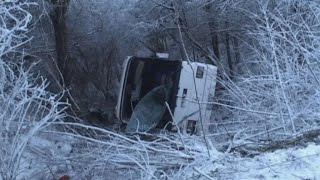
[48,0,71,85]
[0,1,67,179]
[211,0,320,150]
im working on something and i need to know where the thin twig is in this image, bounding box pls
[193,167,215,180]
[176,12,211,158]
[165,101,190,155]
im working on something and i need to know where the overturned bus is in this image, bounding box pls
[115,56,217,135]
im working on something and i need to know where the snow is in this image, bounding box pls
[194,143,320,179]
[18,134,74,180]
[15,132,320,179]
[238,143,320,179]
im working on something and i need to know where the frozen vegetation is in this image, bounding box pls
[1,0,320,179]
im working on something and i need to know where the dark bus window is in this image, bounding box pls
[196,66,204,78]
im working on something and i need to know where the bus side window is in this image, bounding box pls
[196,66,204,78]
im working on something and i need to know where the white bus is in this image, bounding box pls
[115,56,217,134]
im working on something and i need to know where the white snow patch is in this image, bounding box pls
[200,143,320,179]
[18,134,74,180]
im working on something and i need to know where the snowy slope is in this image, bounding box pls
[233,143,320,179]
[194,143,320,179]
[17,132,320,179]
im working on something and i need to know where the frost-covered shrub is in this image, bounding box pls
[0,1,67,179]
[213,0,320,145]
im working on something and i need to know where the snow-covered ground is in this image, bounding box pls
[236,143,320,179]
[195,143,320,179]
[18,133,320,179]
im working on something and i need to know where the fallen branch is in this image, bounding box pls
[230,128,320,155]
[193,167,215,180]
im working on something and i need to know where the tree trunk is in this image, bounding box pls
[233,37,241,62]
[49,0,70,86]
[209,21,220,61]
[233,36,241,71]
[225,22,234,77]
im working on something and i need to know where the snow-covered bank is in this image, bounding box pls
[194,143,320,179]
[234,143,320,179]
[17,131,320,179]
